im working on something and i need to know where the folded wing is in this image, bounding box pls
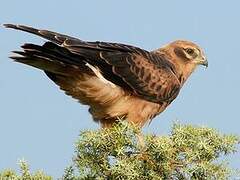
[5,24,181,104]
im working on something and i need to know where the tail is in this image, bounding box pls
[4,23,91,78]
[10,41,88,78]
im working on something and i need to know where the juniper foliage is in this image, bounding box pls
[68,122,239,179]
[0,160,52,180]
[0,122,239,180]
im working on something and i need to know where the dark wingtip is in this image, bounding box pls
[9,55,22,61]
[12,50,25,56]
[9,51,23,60]
[3,23,17,28]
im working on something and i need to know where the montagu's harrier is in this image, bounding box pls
[4,24,207,128]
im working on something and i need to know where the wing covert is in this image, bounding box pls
[99,52,181,103]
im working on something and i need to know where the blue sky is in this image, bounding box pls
[0,0,239,177]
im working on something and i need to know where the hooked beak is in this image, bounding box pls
[198,57,208,68]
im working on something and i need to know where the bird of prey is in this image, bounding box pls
[4,24,207,128]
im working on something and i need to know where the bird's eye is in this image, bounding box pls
[185,48,194,55]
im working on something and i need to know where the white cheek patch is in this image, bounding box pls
[85,63,116,88]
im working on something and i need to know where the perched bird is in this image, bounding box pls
[4,24,207,128]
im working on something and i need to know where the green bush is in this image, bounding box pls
[0,160,52,180]
[1,122,239,179]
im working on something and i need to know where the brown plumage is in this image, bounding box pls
[4,24,208,128]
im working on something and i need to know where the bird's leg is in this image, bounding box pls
[137,132,145,149]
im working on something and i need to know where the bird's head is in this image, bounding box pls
[155,40,207,80]
[170,40,208,68]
